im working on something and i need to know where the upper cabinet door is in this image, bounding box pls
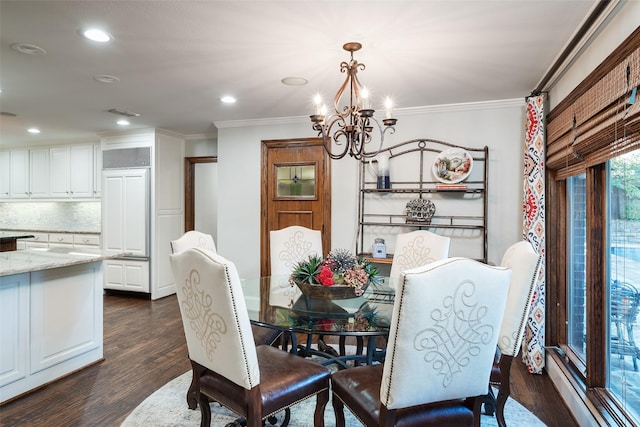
[0,151,10,199]
[50,146,71,198]
[93,144,102,197]
[10,149,29,199]
[29,148,50,198]
[69,144,94,198]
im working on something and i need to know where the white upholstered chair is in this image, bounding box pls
[269,225,323,308]
[331,257,512,427]
[269,225,323,275]
[389,230,451,290]
[170,248,331,427]
[171,231,282,410]
[170,230,216,254]
[486,240,542,427]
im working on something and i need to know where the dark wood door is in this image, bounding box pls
[260,138,331,276]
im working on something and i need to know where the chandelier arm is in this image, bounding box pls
[321,115,351,160]
[334,63,358,120]
[354,116,394,159]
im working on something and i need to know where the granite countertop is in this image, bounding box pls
[0,247,126,277]
[1,228,101,235]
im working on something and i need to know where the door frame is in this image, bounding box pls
[184,156,217,232]
[260,138,331,276]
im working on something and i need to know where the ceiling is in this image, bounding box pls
[0,1,600,147]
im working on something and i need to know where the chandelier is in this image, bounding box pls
[310,42,397,160]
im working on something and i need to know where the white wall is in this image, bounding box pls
[217,99,526,278]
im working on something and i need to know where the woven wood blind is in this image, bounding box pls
[547,27,640,180]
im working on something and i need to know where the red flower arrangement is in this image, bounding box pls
[290,249,380,296]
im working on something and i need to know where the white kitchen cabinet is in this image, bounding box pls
[9,149,29,199]
[30,264,102,374]
[69,144,94,198]
[93,144,102,197]
[0,151,10,199]
[29,148,50,198]
[48,233,74,247]
[102,169,148,257]
[49,146,71,198]
[0,273,29,390]
[73,234,100,248]
[0,261,103,403]
[103,259,149,292]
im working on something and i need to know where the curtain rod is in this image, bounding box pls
[530,0,612,97]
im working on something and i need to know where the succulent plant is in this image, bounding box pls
[326,248,356,274]
[291,254,324,284]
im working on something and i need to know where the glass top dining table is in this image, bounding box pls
[240,275,395,367]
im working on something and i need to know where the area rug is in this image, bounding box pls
[122,368,546,427]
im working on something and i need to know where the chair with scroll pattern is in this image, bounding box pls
[170,248,331,427]
[331,257,512,427]
[171,231,282,411]
[269,226,323,352]
[170,230,217,254]
[389,230,451,290]
[485,240,542,427]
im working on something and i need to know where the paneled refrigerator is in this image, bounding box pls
[102,149,151,293]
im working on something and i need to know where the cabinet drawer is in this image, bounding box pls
[27,233,49,243]
[73,234,100,247]
[48,233,73,245]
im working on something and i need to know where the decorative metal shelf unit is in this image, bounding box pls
[356,139,488,263]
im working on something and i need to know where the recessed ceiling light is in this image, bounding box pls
[220,96,236,104]
[94,74,120,84]
[281,77,308,86]
[83,28,112,42]
[117,119,130,126]
[28,128,41,134]
[11,43,46,55]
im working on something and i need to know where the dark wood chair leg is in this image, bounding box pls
[313,389,329,427]
[471,395,484,427]
[483,384,496,415]
[496,355,514,427]
[187,369,198,409]
[332,394,346,427]
[199,394,212,427]
[380,406,398,427]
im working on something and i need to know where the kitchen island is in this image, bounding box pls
[0,248,119,404]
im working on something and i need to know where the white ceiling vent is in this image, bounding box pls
[107,108,141,118]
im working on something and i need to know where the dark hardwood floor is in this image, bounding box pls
[0,293,578,426]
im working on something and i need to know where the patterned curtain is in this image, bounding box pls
[522,95,546,374]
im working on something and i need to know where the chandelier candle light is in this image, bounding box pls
[310,42,397,160]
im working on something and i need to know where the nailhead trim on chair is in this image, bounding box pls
[381,275,406,408]
[506,254,542,357]
[263,386,330,420]
[222,258,256,389]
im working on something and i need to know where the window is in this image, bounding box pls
[607,150,640,421]
[275,164,316,199]
[567,174,587,364]
[545,29,639,425]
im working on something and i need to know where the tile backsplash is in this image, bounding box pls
[0,201,101,233]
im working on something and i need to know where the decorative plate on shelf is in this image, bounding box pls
[405,198,436,224]
[432,148,473,184]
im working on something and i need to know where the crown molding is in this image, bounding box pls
[214,98,525,129]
